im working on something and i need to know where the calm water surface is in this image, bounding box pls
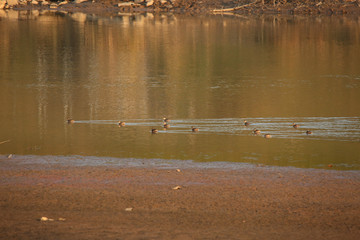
[1,11,360,169]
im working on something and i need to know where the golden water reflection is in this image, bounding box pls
[0,11,360,169]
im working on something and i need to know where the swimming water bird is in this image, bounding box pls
[253,129,261,135]
[67,119,75,124]
[163,123,170,129]
[264,134,272,138]
[151,128,158,134]
[293,123,299,129]
[192,126,199,132]
[118,121,126,127]
[306,130,313,135]
[163,117,170,123]
[244,120,250,126]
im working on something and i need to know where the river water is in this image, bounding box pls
[0,10,359,169]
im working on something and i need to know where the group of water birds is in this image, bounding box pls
[245,120,313,138]
[150,118,198,134]
[67,118,312,138]
[67,117,198,134]
[116,118,198,134]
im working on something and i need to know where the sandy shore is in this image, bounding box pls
[1,156,360,239]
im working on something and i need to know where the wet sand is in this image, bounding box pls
[1,156,360,239]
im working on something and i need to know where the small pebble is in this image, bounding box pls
[125,208,133,212]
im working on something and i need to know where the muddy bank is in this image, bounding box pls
[6,0,360,15]
[1,156,360,239]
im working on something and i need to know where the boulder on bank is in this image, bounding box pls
[49,2,57,8]
[146,0,153,7]
[6,0,19,7]
[58,1,68,6]
[0,0,6,9]
[117,2,134,7]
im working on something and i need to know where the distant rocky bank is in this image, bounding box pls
[1,0,360,15]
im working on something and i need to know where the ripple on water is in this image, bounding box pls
[70,117,360,142]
